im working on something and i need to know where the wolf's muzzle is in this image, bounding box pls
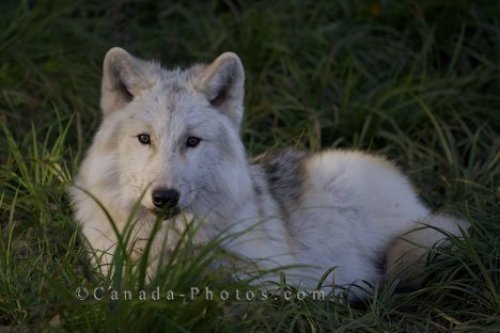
[152,188,179,208]
[151,188,180,219]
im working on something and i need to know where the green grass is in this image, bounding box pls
[1,0,499,331]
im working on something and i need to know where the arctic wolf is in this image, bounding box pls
[71,47,466,298]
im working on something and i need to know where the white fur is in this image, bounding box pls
[71,47,466,298]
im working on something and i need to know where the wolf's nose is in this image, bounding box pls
[152,189,179,209]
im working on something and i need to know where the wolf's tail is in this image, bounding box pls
[385,213,467,289]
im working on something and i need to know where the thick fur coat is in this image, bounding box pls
[71,47,466,298]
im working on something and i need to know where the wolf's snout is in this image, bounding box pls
[152,188,179,209]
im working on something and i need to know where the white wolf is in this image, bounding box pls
[71,47,466,298]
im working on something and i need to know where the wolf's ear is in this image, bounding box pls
[196,52,245,128]
[100,47,153,114]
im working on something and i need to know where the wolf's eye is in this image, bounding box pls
[137,133,151,145]
[186,136,201,148]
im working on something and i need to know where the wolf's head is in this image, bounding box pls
[80,47,251,220]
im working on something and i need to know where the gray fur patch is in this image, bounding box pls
[251,149,309,217]
[164,81,183,96]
